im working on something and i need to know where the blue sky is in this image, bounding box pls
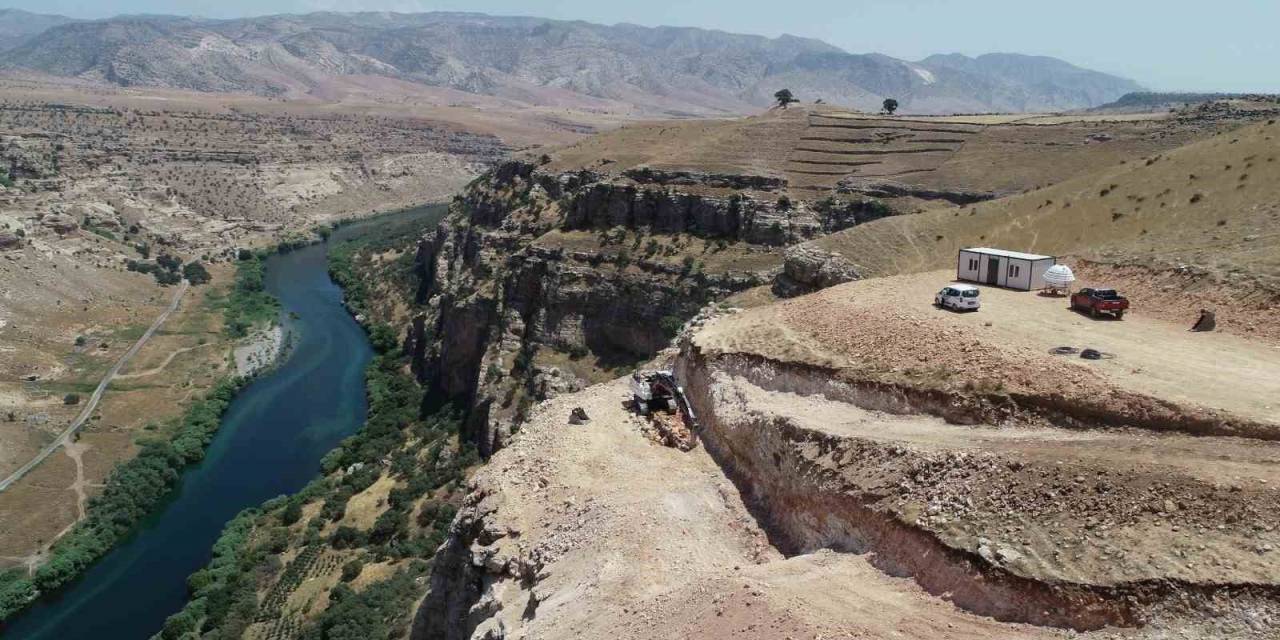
[4,0,1277,92]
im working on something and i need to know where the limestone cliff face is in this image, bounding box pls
[405,160,891,458]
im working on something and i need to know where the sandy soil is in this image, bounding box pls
[702,269,1280,432]
[235,326,284,377]
[452,376,1069,639]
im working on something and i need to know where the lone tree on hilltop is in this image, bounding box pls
[882,98,899,115]
[774,89,799,108]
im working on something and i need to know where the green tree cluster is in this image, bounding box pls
[224,253,279,338]
[183,261,212,285]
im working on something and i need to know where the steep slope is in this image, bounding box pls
[406,157,883,457]
[2,11,1142,115]
[407,120,1280,634]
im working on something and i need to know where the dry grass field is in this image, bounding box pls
[0,267,235,567]
[809,118,1280,290]
[537,103,1259,208]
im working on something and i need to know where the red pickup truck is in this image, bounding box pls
[1071,288,1129,319]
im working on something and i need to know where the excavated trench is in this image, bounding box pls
[674,341,1280,632]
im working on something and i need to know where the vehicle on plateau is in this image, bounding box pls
[630,370,699,451]
[1071,287,1129,319]
[630,370,695,420]
[935,284,981,311]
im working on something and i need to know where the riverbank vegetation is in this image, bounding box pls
[0,252,285,624]
[222,252,279,338]
[159,204,473,640]
[329,204,447,322]
[0,377,247,621]
[158,322,473,639]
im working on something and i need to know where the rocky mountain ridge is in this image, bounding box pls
[0,11,1142,115]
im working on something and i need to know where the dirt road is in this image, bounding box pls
[0,281,189,494]
[438,376,1069,639]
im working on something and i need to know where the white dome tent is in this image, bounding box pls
[1042,264,1076,294]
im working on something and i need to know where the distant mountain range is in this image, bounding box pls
[0,8,76,51]
[0,10,1144,115]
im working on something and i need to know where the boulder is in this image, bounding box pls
[772,245,862,297]
[41,213,79,234]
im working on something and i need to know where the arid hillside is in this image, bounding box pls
[541,104,1254,207]
[0,11,1142,115]
[406,102,1280,640]
[410,267,1280,639]
[385,89,1280,640]
[808,115,1280,281]
[791,109,1280,343]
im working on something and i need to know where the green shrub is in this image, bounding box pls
[280,500,304,526]
[182,261,211,285]
[330,526,365,549]
[659,315,684,338]
[368,324,399,354]
[340,559,364,582]
[224,253,278,337]
[369,509,408,545]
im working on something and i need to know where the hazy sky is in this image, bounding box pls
[4,0,1278,92]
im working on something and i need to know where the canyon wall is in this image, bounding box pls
[405,160,891,457]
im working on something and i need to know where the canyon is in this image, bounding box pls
[397,99,1280,640]
[1,9,1278,637]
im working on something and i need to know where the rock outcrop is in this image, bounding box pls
[406,160,889,457]
[772,244,863,297]
[837,178,1001,205]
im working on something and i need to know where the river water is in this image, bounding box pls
[2,206,438,639]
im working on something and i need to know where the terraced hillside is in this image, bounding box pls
[786,112,984,192]
[805,116,1280,293]
[541,105,1254,213]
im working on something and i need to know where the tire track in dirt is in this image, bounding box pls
[0,281,189,494]
[114,342,210,380]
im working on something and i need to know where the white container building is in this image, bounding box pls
[956,247,1056,291]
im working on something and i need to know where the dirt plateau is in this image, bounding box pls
[409,279,1280,640]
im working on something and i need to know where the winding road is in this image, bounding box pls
[0,281,189,494]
